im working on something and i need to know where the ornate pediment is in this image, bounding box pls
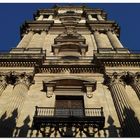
[54,27,86,43]
[52,27,88,56]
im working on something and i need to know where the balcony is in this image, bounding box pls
[33,106,105,131]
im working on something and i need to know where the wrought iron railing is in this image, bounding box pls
[34,106,104,118]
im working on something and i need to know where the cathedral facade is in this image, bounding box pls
[0,5,140,137]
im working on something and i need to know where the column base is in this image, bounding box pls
[98,48,116,53]
[115,48,130,53]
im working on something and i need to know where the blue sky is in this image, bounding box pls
[0,3,140,51]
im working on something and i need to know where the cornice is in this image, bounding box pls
[95,53,140,60]
[87,20,120,37]
[0,48,46,67]
[20,20,54,37]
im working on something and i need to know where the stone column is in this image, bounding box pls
[37,15,43,20]
[88,14,97,21]
[16,31,34,48]
[97,15,104,21]
[27,33,41,48]
[0,73,33,137]
[93,30,105,48]
[48,15,53,20]
[39,31,47,47]
[128,72,140,100]
[88,14,93,20]
[106,72,140,137]
[0,75,8,96]
[3,73,33,117]
[107,30,124,48]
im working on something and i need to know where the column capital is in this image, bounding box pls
[26,30,34,34]
[105,72,126,86]
[127,72,140,85]
[14,72,34,88]
[92,29,99,32]
[105,28,114,33]
[41,30,48,33]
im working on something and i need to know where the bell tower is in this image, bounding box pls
[0,5,139,137]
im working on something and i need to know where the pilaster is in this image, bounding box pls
[105,72,140,137]
[128,72,140,100]
[97,15,104,21]
[16,31,34,48]
[37,15,43,20]
[1,72,34,117]
[93,30,105,48]
[0,75,8,96]
[106,30,124,49]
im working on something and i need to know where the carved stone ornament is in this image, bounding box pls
[43,82,56,98]
[105,72,126,86]
[83,81,96,98]
[54,27,85,42]
[14,72,34,88]
[127,72,140,85]
[46,86,54,98]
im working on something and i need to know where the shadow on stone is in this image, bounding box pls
[122,107,140,137]
[14,115,30,137]
[107,115,118,137]
[0,109,18,137]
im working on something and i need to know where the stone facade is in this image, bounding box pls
[0,5,140,137]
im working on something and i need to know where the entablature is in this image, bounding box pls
[34,9,56,19]
[0,48,46,67]
[87,20,120,37]
[84,8,107,20]
[94,53,140,67]
[57,12,82,17]
[20,20,54,37]
[37,64,103,74]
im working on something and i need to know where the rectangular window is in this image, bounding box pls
[55,96,84,117]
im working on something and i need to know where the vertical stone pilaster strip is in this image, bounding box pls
[16,31,34,48]
[93,31,105,48]
[106,73,140,137]
[27,33,40,48]
[48,15,53,20]
[27,31,46,48]
[107,31,124,48]
[39,31,47,48]
[5,83,28,117]
[131,83,140,100]
[97,15,104,21]
[0,75,7,96]
[0,73,34,136]
[88,14,93,20]
[129,72,140,100]
[37,15,43,20]
[2,73,33,118]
